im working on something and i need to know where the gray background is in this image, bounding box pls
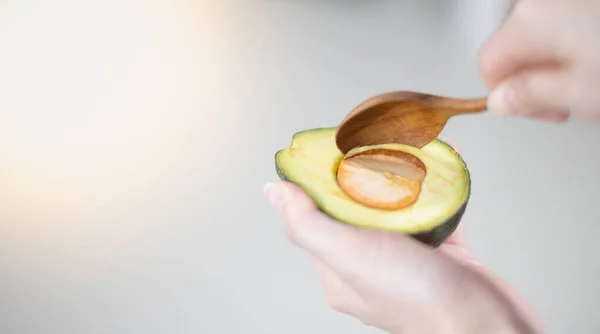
[0,0,598,333]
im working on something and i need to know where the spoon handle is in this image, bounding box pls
[442,97,488,115]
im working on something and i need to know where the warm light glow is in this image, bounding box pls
[0,0,239,228]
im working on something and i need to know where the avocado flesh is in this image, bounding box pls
[275,127,471,247]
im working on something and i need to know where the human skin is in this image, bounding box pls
[265,0,600,332]
[264,142,543,334]
[482,0,600,122]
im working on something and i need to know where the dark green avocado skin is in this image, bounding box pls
[275,153,289,183]
[273,139,471,249]
[412,139,471,247]
[411,201,467,247]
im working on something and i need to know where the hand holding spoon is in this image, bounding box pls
[335,91,488,154]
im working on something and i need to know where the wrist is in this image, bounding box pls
[449,276,541,334]
[386,270,542,334]
[385,307,536,334]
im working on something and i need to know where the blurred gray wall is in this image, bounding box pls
[0,1,598,333]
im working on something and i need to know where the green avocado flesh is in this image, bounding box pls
[274,127,471,247]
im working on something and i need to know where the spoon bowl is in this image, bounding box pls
[335,91,488,154]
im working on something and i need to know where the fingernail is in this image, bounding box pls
[263,182,288,211]
[488,83,519,116]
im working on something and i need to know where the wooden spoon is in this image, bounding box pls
[335,91,488,154]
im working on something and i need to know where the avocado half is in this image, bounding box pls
[274,127,471,247]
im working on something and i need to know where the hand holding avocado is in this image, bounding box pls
[265,141,542,334]
[265,0,599,332]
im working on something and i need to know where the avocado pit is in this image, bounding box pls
[336,148,427,210]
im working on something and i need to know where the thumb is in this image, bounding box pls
[487,67,572,122]
[264,181,443,276]
[264,181,366,269]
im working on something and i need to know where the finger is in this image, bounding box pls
[310,255,360,316]
[437,243,482,268]
[443,220,468,248]
[506,0,519,16]
[265,181,471,279]
[486,67,572,121]
[478,0,568,89]
[264,181,370,270]
[265,181,443,279]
